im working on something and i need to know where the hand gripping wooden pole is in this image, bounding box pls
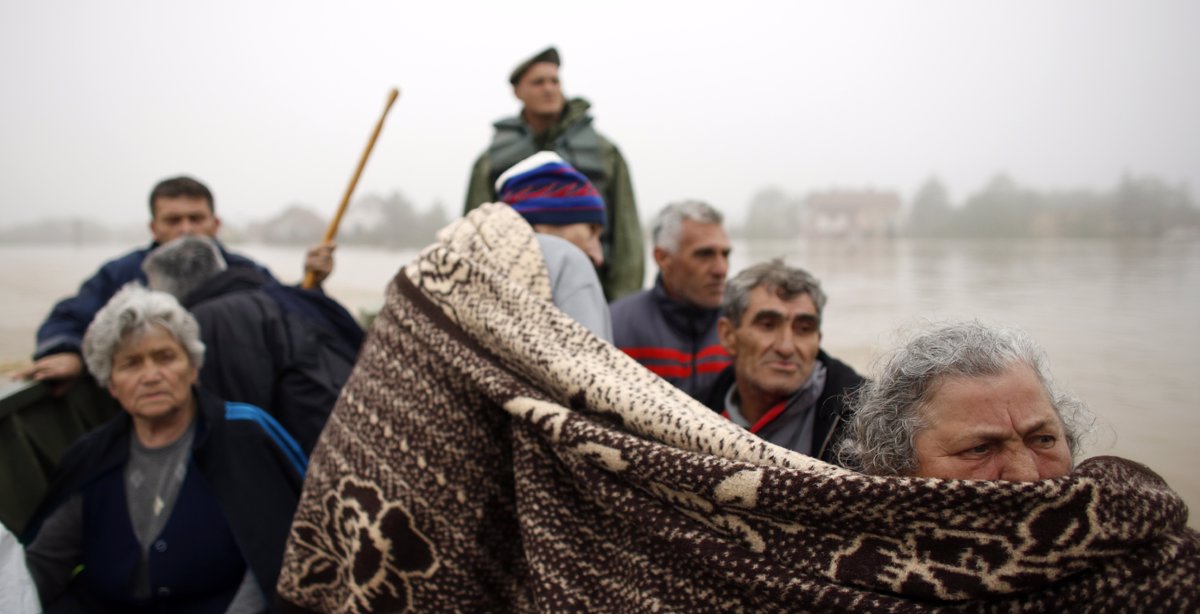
[302,87,400,289]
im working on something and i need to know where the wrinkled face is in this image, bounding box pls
[108,326,198,425]
[513,62,565,118]
[535,222,604,267]
[912,364,1073,481]
[655,220,731,309]
[150,195,220,244]
[718,286,822,407]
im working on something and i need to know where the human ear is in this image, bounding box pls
[717,317,737,355]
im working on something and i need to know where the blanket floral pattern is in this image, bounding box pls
[277,204,1199,612]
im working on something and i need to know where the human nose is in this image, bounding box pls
[586,237,604,268]
[772,328,796,356]
[713,254,729,278]
[999,448,1040,482]
[141,365,163,383]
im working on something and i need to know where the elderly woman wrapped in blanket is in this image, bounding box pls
[23,285,305,613]
[276,203,1199,612]
[838,320,1086,482]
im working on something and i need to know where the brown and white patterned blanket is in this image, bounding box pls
[277,204,1199,612]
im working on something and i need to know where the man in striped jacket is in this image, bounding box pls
[611,201,732,400]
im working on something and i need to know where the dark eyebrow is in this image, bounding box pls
[750,309,785,323]
[794,313,820,326]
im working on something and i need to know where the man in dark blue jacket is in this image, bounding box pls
[610,200,732,399]
[21,176,335,389]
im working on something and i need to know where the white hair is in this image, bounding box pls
[837,320,1090,476]
[82,284,205,388]
[142,235,227,302]
[651,200,723,253]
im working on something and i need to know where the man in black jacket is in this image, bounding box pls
[702,260,864,464]
[142,235,363,454]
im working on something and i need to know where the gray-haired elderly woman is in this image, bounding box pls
[23,284,305,613]
[838,321,1089,481]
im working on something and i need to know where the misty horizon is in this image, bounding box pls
[3,1,1198,232]
[3,169,1195,247]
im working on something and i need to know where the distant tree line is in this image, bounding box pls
[739,187,807,239]
[245,191,450,248]
[907,173,1200,238]
[735,173,1199,240]
[0,191,452,247]
[0,219,144,244]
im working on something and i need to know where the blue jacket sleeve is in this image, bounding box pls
[34,248,151,359]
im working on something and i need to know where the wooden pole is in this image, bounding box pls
[302,87,400,289]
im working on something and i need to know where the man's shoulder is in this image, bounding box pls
[193,287,275,319]
[218,246,264,269]
[94,245,154,275]
[701,365,736,412]
[818,350,868,391]
[563,98,621,144]
[492,113,525,130]
[609,288,654,316]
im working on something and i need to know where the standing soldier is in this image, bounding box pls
[464,46,644,300]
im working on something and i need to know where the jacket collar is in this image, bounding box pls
[495,97,593,142]
[651,275,722,337]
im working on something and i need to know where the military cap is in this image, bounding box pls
[509,47,560,85]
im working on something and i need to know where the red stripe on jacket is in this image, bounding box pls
[721,400,789,434]
[622,345,730,364]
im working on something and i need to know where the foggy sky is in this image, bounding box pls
[2,0,1197,229]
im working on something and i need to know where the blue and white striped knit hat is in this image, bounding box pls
[494,152,607,227]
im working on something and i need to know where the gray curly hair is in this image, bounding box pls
[82,284,205,388]
[721,259,826,327]
[652,200,723,253]
[836,321,1089,476]
[142,235,227,302]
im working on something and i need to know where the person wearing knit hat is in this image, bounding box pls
[494,152,613,342]
[496,151,606,267]
[464,47,645,302]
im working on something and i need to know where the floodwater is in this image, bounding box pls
[2,237,1198,528]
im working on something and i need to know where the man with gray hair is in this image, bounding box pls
[610,200,732,399]
[142,235,363,454]
[837,321,1087,481]
[702,260,865,462]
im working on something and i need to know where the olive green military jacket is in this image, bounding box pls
[464,98,644,301]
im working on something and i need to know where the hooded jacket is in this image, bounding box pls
[183,267,363,454]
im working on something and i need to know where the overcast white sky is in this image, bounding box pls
[2,0,1197,228]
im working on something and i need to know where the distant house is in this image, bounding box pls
[803,190,902,238]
